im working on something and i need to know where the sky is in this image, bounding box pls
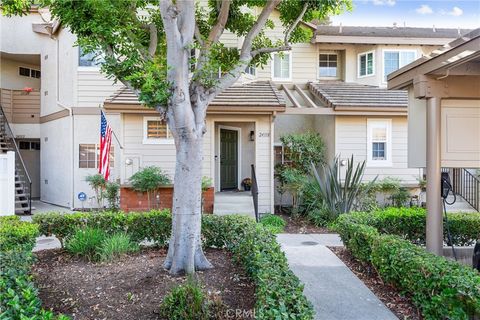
[330,0,480,29]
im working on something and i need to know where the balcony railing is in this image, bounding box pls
[0,88,40,124]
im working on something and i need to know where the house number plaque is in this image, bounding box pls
[258,132,270,138]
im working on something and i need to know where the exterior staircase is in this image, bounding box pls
[0,106,32,214]
[213,191,255,218]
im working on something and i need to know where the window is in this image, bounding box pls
[271,53,291,80]
[367,119,392,166]
[358,51,374,77]
[18,67,41,78]
[78,47,103,67]
[245,65,256,76]
[79,144,114,168]
[318,53,338,77]
[19,67,30,77]
[383,50,416,82]
[18,141,41,150]
[143,117,173,144]
[79,144,97,168]
[274,144,292,166]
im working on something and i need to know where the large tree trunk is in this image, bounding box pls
[163,132,212,274]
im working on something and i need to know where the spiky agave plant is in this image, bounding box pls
[312,155,376,217]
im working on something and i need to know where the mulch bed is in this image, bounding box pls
[279,212,334,234]
[33,248,255,320]
[329,246,422,320]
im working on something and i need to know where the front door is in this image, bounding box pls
[220,129,238,190]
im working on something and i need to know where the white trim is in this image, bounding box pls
[366,118,392,167]
[216,125,242,190]
[142,116,174,145]
[382,49,417,83]
[357,50,375,78]
[271,52,292,81]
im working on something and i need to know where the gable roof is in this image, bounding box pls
[308,82,407,110]
[314,26,470,45]
[103,81,286,113]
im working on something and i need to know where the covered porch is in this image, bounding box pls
[388,28,480,255]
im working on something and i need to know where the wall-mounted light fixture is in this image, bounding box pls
[340,159,348,167]
[125,158,133,165]
[249,130,255,141]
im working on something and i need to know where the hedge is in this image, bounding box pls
[335,215,480,320]
[33,211,315,319]
[339,207,480,246]
[0,216,68,320]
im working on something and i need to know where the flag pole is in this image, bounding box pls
[99,104,124,149]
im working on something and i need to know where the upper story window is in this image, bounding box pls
[358,51,374,78]
[78,47,103,67]
[318,53,338,78]
[271,52,292,81]
[245,65,256,76]
[383,50,416,82]
[19,67,41,78]
[367,119,392,167]
[143,116,174,144]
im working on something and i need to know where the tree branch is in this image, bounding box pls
[251,45,291,56]
[148,23,158,57]
[284,2,309,46]
[206,0,231,46]
[194,22,204,46]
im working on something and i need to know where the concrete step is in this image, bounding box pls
[214,192,255,216]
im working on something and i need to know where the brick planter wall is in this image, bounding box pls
[120,185,214,213]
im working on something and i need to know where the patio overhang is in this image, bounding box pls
[279,82,407,116]
[103,81,286,115]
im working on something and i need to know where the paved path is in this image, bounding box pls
[277,233,398,320]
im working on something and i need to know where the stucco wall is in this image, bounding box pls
[0,58,41,90]
[335,115,421,184]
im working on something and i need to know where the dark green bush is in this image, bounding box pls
[65,227,107,261]
[0,217,68,320]
[159,278,210,320]
[35,212,314,319]
[32,209,171,246]
[259,214,286,234]
[335,216,480,319]
[307,206,336,227]
[337,207,480,246]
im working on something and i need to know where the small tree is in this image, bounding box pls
[104,181,120,211]
[129,166,171,209]
[4,0,351,274]
[85,174,106,209]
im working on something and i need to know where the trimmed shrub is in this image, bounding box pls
[337,207,480,246]
[98,233,139,262]
[335,217,480,319]
[307,206,335,227]
[259,214,286,234]
[65,227,107,261]
[32,209,171,246]
[35,212,315,319]
[0,217,68,320]
[159,278,210,320]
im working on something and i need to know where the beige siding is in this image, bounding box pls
[335,116,421,184]
[1,89,13,122]
[11,90,40,123]
[77,70,122,108]
[121,113,274,213]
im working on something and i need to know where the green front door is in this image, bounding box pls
[220,129,238,190]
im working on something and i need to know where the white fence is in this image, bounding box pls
[0,151,15,216]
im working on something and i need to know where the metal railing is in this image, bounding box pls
[251,164,259,222]
[449,168,479,212]
[0,104,32,214]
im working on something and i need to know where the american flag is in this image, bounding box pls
[99,110,113,180]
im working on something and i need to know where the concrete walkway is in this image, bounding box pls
[277,234,398,320]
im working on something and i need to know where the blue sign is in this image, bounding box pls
[78,192,87,202]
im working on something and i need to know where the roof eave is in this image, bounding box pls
[314,35,455,45]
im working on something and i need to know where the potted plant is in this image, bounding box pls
[242,178,252,191]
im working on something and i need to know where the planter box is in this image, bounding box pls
[120,185,214,214]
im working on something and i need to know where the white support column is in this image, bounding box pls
[426,97,443,255]
[0,151,15,216]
